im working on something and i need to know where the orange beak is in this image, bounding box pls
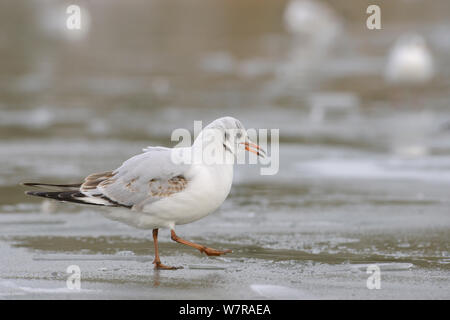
[241,142,266,158]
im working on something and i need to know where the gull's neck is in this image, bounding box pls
[190,130,234,167]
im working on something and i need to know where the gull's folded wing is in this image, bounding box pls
[25,148,191,208]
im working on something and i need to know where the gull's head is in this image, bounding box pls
[194,117,265,160]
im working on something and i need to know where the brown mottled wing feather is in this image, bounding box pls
[80,171,115,191]
[147,175,188,197]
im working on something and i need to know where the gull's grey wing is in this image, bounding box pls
[81,148,190,208]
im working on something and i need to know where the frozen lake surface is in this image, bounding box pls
[1,0,450,299]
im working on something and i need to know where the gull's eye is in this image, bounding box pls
[236,132,242,139]
[224,132,229,141]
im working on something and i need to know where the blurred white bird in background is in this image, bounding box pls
[273,0,344,98]
[283,0,343,49]
[385,34,435,85]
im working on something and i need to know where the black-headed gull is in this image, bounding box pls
[24,117,264,269]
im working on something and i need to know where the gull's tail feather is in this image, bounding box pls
[24,190,105,206]
[24,187,131,208]
[21,182,81,191]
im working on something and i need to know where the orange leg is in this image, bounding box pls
[170,229,232,256]
[152,229,182,270]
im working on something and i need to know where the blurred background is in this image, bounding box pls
[0,0,449,299]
